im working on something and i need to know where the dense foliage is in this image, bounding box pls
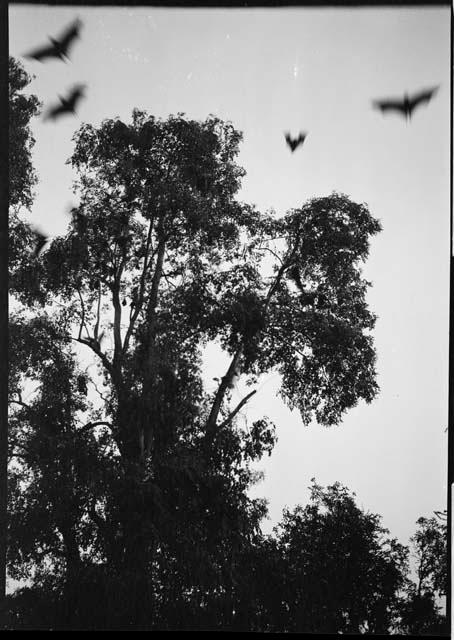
[9,56,40,212]
[9,57,41,286]
[7,72,446,631]
[272,481,409,634]
[399,513,448,635]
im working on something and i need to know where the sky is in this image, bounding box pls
[9,5,450,552]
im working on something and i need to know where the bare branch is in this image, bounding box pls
[73,336,114,377]
[9,395,31,410]
[123,217,154,355]
[205,347,243,440]
[218,390,257,430]
[93,281,102,341]
[112,283,123,369]
[76,287,89,341]
[255,245,284,265]
[90,377,109,403]
[77,421,114,435]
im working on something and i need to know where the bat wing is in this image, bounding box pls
[408,86,439,111]
[45,99,67,121]
[24,41,58,61]
[67,87,85,110]
[373,99,406,115]
[58,19,82,54]
[32,231,49,257]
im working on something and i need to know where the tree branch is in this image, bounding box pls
[112,282,123,370]
[77,421,114,435]
[90,377,109,403]
[76,287,89,341]
[218,390,257,430]
[205,347,243,441]
[145,233,167,372]
[9,395,31,410]
[93,281,102,341]
[74,336,114,378]
[264,230,302,312]
[123,217,154,356]
[255,245,284,265]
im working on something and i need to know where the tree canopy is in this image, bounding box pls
[9,56,40,212]
[398,513,448,635]
[9,99,444,632]
[8,56,41,285]
[272,480,409,634]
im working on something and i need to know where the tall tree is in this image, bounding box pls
[4,56,40,619]
[8,110,382,628]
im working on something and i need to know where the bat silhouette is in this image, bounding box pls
[32,230,49,258]
[44,84,86,122]
[77,375,88,395]
[23,18,82,62]
[373,86,439,120]
[285,131,307,152]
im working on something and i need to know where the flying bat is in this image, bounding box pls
[285,131,307,152]
[372,86,439,120]
[23,18,82,62]
[32,230,49,258]
[44,84,86,122]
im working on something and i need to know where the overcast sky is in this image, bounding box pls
[9,6,450,548]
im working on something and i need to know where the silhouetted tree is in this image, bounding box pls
[398,514,448,635]
[9,56,42,299]
[272,481,409,634]
[9,56,40,212]
[8,109,382,629]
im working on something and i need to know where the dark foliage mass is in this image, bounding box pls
[9,57,41,212]
[6,58,447,631]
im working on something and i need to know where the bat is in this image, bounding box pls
[32,230,49,258]
[23,18,82,62]
[285,131,307,152]
[288,265,305,291]
[372,86,439,120]
[77,375,88,395]
[44,84,86,122]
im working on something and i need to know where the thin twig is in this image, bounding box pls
[255,245,284,265]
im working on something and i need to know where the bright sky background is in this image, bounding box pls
[9,6,450,553]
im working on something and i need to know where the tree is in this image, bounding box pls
[9,56,40,212]
[8,109,382,628]
[272,481,409,634]
[9,57,41,283]
[398,513,448,635]
[4,56,40,618]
